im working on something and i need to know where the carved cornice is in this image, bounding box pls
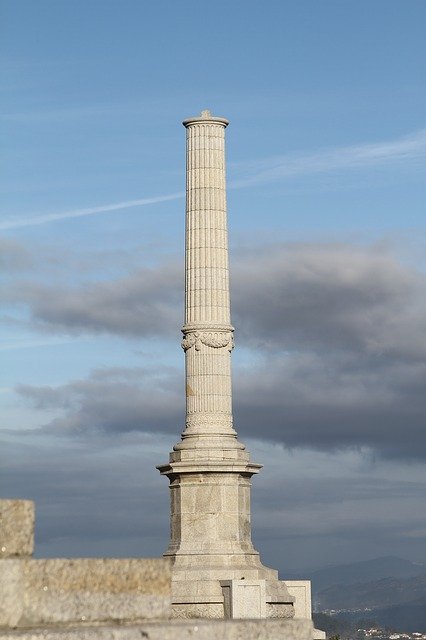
[184,413,234,429]
[181,330,234,352]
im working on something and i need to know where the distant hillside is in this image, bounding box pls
[310,557,426,593]
[332,597,426,633]
[312,612,353,638]
[289,556,426,633]
[316,574,426,610]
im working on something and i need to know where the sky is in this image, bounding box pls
[1,0,426,576]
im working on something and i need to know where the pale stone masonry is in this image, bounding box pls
[0,499,315,638]
[1,557,170,627]
[157,110,296,619]
[0,502,171,628]
[0,619,314,640]
[0,500,34,558]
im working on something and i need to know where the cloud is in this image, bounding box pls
[233,352,426,460]
[13,352,426,462]
[8,241,426,460]
[230,128,426,188]
[0,237,33,270]
[0,432,170,558]
[230,243,426,459]
[16,366,183,437]
[12,241,426,358]
[2,428,424,568]
[0,337,78,352]
[0,192,184,230]
[232,243,426,360]
[10,261,182,337]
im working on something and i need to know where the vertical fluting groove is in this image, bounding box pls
[183,112,233,432]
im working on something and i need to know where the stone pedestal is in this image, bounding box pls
[157,111,294,619]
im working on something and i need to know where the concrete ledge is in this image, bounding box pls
[0,558,171,628]
[0,618,314,640]
[0,501,34,558]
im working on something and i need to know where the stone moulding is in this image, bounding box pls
[181,330,234,352]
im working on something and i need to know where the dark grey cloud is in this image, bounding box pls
[2,430,424,571]
[232,243,426,360]
[16,366,184,437]
[9,241,426,460]
[233,351,426,460]
[249,451,426,574]
[8,242,426,360]
[11,262,181,337]
[13,350,426,460]
[0,433,169,558]
[0,237,34,271]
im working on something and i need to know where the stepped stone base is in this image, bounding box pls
[0,501,322,639]
[0,558,170,628]
[0,619,314,640]
[169,561,294,619]
[159,452,296,620]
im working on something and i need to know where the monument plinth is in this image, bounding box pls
[157,110,295,619]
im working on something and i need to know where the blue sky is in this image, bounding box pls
[1,0,426,574]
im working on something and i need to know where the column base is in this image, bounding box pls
[157,448,295,620]
[169,570,294,620]
[165,552,294,619]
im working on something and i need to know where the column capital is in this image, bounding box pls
[183,109,229,128]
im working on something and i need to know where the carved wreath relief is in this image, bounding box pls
[181,331,234,352]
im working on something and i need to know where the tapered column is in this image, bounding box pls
[178,110,240,451]
[184,110,230,327]
[157,111,294,620]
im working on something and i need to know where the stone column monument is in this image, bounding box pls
[157,110,295,619]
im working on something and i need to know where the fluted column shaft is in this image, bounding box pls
[156,112,294,621]
[180,111,236,445]
[184,119,230,326]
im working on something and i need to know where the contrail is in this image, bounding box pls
[0,192,184,231]
[3,128,425,230]
[229,128,426,188]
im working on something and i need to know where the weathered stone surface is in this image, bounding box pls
[284,581,312,620]
[0,618,314,640]
[0,500,34,558]
[0,558,170,628]
[157,110,295,620]
[221,579,267,618]
[284,581,326,638]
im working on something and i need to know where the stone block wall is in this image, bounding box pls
[0,500,170,629]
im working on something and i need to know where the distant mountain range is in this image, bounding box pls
[305,557,426,633]
[316,574,426,610]
[314,600,426,636]
[330,598,426,634]
[310,556,426,594]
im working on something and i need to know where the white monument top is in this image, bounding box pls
[182,109,229,128]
